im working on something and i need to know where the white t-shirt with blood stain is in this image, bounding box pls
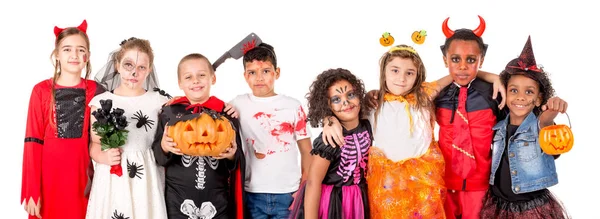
[230,93,312,193]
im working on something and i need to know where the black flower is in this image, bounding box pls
[91,99,129,150]
[112,110,129,130]
[100,99,113,113]
[92,108,109,125]
[111,108,125,118]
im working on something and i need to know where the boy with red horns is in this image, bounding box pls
[434,15,507,219]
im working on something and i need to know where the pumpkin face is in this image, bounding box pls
[411,30,427,45]
[539,124,574,155]
[168,113,235,156]
[379,32,394,47]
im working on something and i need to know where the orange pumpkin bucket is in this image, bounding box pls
[168,112,235,157]
[539,113,574,155]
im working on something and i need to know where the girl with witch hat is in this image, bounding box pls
[480,36,570,219]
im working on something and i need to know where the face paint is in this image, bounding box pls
[327,80,361,124]
[118,50,150,91]
[83,54,87,62]
[330,85,357,113]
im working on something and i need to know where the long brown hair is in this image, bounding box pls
[373,45,434,128]
[50,27,91,100]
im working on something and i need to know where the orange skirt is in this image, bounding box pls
[367,142,447,219]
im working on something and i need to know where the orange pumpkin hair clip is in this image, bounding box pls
[384,30,427,55]
[379,32,395,47]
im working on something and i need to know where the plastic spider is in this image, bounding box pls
[131,110,155,132]
[111,210,129,219]
[202,107,221,120]
[127,159,144,179]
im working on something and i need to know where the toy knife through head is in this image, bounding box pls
[212,32,262,71]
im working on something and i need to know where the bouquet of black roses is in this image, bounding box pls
[92,99,129,177]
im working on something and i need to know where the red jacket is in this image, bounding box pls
[435,79,505,191]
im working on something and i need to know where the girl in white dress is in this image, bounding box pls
[86,37,169,219]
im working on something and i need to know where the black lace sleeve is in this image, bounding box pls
[310,133,340,161]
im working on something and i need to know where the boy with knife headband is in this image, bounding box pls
[217,33,313,219]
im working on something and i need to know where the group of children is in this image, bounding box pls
[21,17,571,219]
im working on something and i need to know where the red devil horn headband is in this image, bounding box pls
[442,15,486,38]
[54,20,88,38]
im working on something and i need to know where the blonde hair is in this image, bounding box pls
[177,53,213,81]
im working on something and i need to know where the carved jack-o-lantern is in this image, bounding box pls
[168,113,235,156]
[539,113,574,155]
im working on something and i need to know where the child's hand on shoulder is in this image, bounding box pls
[539,96,568,127]
[161,125,183,155]
[322,116,345,147]
[223,103,239,118]
[492,78,507,109]
[213,139,237,160]
[366,90,379,108]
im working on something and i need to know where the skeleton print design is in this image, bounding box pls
[337,130,371,184]
[182,155,219,190]
[180,199,217,219]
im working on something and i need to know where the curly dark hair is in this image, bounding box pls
[440,29,488,57]
[243,43,277,69]
[306,68,369,128]
[500,58,555,116]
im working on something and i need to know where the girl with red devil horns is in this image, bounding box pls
[21,20,105,219]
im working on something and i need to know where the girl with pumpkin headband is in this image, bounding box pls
[86,37,170,219]
[480,36,570,219]
[320,41,502,218]
[21,20,105,219]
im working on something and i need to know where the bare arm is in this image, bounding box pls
[434,71,506,108]
[477,70,499,83]
[478,70,506,109]
[297,138,313,182]
[433,75,454,98]
[304,155,330,218]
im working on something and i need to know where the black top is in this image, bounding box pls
[311,119,373,187]
[492,124,546,201]
[152,103,245,219]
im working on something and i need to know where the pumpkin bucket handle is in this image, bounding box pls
[538,112,571,130]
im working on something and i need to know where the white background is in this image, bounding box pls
[1,0,597,218]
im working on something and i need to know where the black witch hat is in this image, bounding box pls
[505,36,543,74]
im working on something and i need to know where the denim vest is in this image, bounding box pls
[489,112,558,194]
